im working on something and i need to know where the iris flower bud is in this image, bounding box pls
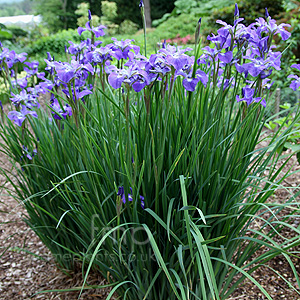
[195,18,202,45]
[234,3,239,18]
[265,7,269,19]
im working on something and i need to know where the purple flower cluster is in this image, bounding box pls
[78,22,106,38]
[198,7,291,107]
[50,96,72,120]
[0,4,295,129]
[8,106,38,127]
[22,145,37,160]
[117,186,145,209]
[288,64,300,91]
[0,48,27,69]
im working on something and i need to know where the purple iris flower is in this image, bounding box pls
[182,77,199,92]
[217,77,234,90]
[28,80,54,95]
[108,64,150,92]
[291,64,300,72]
[78,22,106,38]
[5,51,27,68]
[11,77,28,89]
[22,146,37,160]
[218,51,233,64]
[288,74,300,91]
[50,97,72,120]
[10,90,39,109]
[117,186,145,209]
[86,46,112,65]
[289,64,300,91]
[62,85,93,102]
[0,47,10,60]
[0,49,15,68]
[77,88,93,99]
[236,87,266,107]
[242,60,266,77]
[201,46,220,62]
[67,40,93,55]
[110,38,140,60]
[23,61,39,77]
[146,54,171,79]
[182,69,208,92]
[159,45,192,60]
[215,17,244,37]
[235,63,245,74]
[255,17,291,41]
[53,61,76,83]
[261,78,274,90]
[208,30,231,50]
[53,60,94,83]
[44,54,56,76]
[8,105,38,126]
[165,52,192,72]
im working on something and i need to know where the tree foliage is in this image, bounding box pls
[107,0,175,27]
[33,0,101,32]
[33,0,175,33]
[0,0,32,17]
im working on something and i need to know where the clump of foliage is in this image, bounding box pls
[0,23,13,41]
[154,13,201,41]
[100,1,119,35]
[118,19,139,35]
[153,0,235,27]
[25,29,84,56]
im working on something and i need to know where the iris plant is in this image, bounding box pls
[2,5,300,300]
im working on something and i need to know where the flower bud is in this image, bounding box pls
[234,3,239,18]
[195,18,202,45]
[265,7,269,19]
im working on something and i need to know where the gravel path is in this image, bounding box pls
[0,113,299,299]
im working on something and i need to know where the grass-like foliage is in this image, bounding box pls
[1,5,300,299]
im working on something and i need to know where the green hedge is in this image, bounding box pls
[25,29,86,56]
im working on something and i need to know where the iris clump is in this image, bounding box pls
[1,4,300,300]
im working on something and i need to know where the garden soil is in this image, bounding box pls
[0,105,299,299]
